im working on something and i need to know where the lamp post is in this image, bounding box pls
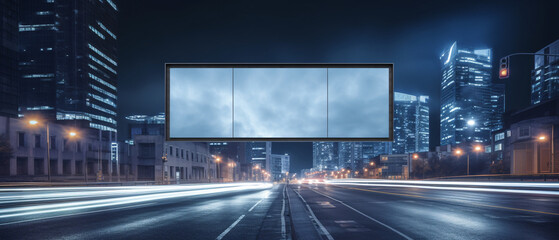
[29,120,51,182]
[215,157,221,182]
[253,165,260,181]
[455,146,483,176]
[537,135,547,173]
[412,153,423,179]
[67,131,81,182]
[162,153,168,184]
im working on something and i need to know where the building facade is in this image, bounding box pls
[0,0,19,117]
[18,0,118,133]
[270,153,289,181]
[531,39,559,105]
[337,142,364,171]
[360,91,430,160]
[393,92,430,153]
[130,135,214,182]
[312,142,338,171]
[490,98,559,175]
[125,114,216,182]
[378,154,409,179]
[0,116,130,181]
[440,42,504,145]
[209,142,249,181]
[246,142,271,173]
[126,113,165,140]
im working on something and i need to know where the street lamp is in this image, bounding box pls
[28,119,51,182]
[455,146,482,176]
[467,119,476,126]
[161,153,168,184]
[537,135,548,173]
[66,131,84,182]
[215,157,221,181]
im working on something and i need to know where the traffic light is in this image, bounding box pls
[499,57,509,79]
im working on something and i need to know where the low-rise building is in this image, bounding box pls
[0,116,130,181]
[378,154,409,179]
[126,114,216,183]
[490,98,559,174]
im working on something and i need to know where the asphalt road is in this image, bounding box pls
[1,181,558,240]
[0,183,283,240]
[292,182,559,240]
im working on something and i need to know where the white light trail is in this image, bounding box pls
[0,183,273,220]
[326,179,559,188]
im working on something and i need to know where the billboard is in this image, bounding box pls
[166,64,393,141]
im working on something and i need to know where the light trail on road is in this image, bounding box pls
[0,183,273,220]
[326,179,559,188]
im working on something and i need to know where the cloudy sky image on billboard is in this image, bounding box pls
[168,66,390,139]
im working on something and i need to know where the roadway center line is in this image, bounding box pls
[293,187,334,240]
[308,187,413,240]
[216,214,245,240]
[281,185,287,240]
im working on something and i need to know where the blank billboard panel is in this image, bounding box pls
[166,64,393,141]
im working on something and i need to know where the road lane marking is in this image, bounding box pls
[317,201,336,208]
[248,199,264,212]
[293,188,334,240]
[0,203,154,226]
[281,185,287,240]
[216,185,279,240]
[308,187,413,240]
[334,185,559,216]
[216,214,245,240]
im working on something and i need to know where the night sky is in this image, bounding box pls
[117,0,559,173]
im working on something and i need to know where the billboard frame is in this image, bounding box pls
[165,63,393,142]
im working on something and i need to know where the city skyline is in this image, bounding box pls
[2,1,559,174]
[115,0,559,173]
[1,2,559,239]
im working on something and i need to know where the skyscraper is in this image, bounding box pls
[531,39,559,105]
[0,0,18,117]
[440,42,504,145]
[338,142,354,170]
[270,153,289,181]
[312,142,338,171]
[362,91,430,159]
[337,142,363,170]
[246,142,271,172]
[19,0,118,132]
[394,92,430,153]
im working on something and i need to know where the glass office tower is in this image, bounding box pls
[312,142,338,171]
[532,39,559,105]
[0,0,19,117]
[19,0,118,132]
[362,91,430,159]
[440,42,504,145]
[393,92,430,153]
